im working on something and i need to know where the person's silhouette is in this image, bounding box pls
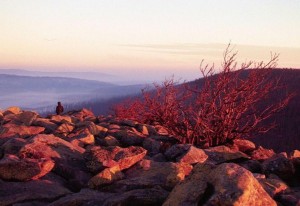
[56,102,64,115]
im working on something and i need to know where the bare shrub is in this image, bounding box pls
[113,45,293,147]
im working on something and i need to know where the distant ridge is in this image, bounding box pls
[0,69,115,82]
[0,74,144,111]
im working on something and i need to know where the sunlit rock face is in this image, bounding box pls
[0,107,299,205]
[0,154,54,181]
[163,163,277,206]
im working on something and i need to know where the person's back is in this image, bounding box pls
[56,102,64,115]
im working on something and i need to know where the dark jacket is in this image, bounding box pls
[56,103,64,115]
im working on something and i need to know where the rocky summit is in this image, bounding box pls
[0,107,299,206]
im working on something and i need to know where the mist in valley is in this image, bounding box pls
[0,72,145,114]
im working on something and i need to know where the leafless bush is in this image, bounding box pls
[113,45,293,147]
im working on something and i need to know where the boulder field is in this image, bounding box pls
[0,107,299,206]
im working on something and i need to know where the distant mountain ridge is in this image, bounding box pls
[0,74,144,111]
[0,74,114,93]
[0,69,115,82]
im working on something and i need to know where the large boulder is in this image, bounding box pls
[262,153,295,181]
[0,123,45,139]
[50,115,72,124]
[163,163,276,206]
[103,159,193,192]
[3,106,21,115]
[85,146,147,173]
[19,134,90,190]
[54,122,75,137]
[1,137,27,155]
[238,159,262,173]
[102,186,169,206]
[98,135,120,147]
[165,144,208,164]
[0,154,54,181]
[19,134,85,159]
[142,137,162,156]
[15,111,38,126]
[32,117,58,133]
[48,189,114,206]
[88,165,125,188]
[69,132,95,147]
[257,176,289,198]
[67,108,95,123]
[204,145,249,164]
[0,177,71,206]
[3,111,38,126]
[276,188,300,206]
[109,129,146,146]
[75,121,108,136]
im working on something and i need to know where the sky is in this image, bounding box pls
[1,0,300,82]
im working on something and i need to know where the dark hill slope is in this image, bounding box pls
[251,69,300,152]
[187,69,300,152]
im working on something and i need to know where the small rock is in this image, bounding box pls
[258,177,289,197]
[50,115,72,123]
[232,139,256,153]
[290,150,300,159]
[155,125,169,135]
[136,124,149,135]
[88,165,124,188]
[165,144,208,164]
[101,135,120,146]
[250,146,275,161]
[108,124,121,130]
[253,173,266,179]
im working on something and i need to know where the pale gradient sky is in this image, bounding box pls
[1,0,300,82]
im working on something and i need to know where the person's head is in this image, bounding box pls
[58,102,61,106]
